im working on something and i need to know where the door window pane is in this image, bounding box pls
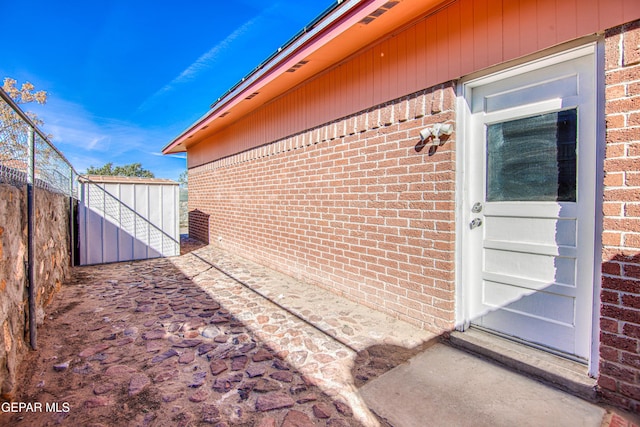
[486,109,577,202]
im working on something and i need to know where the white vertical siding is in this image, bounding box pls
[78,181,179,265]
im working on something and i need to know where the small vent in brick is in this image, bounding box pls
[286,60,309,73]
[219,111,230,118]
[245,92,260,100]
[358,1,399,25]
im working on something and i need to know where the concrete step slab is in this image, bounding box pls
[360,343,606,427]
[449,328,597,401]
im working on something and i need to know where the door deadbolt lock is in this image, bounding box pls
[469,217,483,229]
[471,202,483,213]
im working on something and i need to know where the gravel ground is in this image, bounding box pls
[1,237,435,426]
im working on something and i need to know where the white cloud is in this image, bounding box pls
[27,97,180,176]
[64,152,106,174]
[37,98,165,155]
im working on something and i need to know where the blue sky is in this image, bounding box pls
[2,0,332,181]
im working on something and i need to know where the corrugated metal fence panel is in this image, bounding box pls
[78,181,179,265]
[118,182,136,261]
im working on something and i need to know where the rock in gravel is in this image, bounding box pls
[246,364,266,378]
[256,416,277,427]
[167,322,182,333]
[73,363,93,375]
[179,351,195,364]
[272,359,289,370]
[142,329,165,340]
[239,342,256,353]
[185,319,205,330]
[252,349,273,362]
[201,404,220,423]
[201,326,219,338]
[212,377,234,393]
[289,351,308,365]
[152,348,179,363]
[270,371,293,383]
[312,403,332,419]
[189,371,207,388]
[189,388,210,402]
[210,360,228,375]
[146,341,164,353]
[53,361,70,372]
[281,410,315,427]
[211,373,243,392]
[79,343,111,358]
[154,368,178,383]
[89,352,108,362]
[255,393,295,412]
[162,393,182,402]
[116,337,135,346]
[93,383,115,395]
[185,330,200,339]
[84,397,112,408]
[210,315,230,324]
[334,401,353,417]
[296,393,317,403]
[173,339,202,348]
[238,387,251,401]
[253,378,282,393]
[197,343,216,356]
[129,373,150,396]
[231,355,248,371]
[289,384,307,394]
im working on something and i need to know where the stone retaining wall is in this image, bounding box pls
[0,184,70,399]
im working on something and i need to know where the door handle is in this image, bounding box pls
[469,218,483,229]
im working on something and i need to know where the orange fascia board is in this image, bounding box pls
[163,0,445,155]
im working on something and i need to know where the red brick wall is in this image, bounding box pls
[189,83,457,332]
[600,20,640,413]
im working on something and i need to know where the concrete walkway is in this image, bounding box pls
[361,343,605,427]
[1,238,632,426]
[170,240,436,425]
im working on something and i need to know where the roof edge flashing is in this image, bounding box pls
[208,0,361,111]
[162,0,378,155]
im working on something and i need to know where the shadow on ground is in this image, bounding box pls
[180,234,207,255]
[352,341,438,389]
[0,255,361,426]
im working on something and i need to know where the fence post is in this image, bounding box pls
[27,128,37,350]
[69,170,75,267]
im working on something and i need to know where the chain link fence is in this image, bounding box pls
[0,90,75,197]
[0,86,180,358]
[0,88,180,264]
[0,108,30,186]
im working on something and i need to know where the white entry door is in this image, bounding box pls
[461,45,598,360]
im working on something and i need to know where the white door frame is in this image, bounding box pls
[454,41,605,376]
